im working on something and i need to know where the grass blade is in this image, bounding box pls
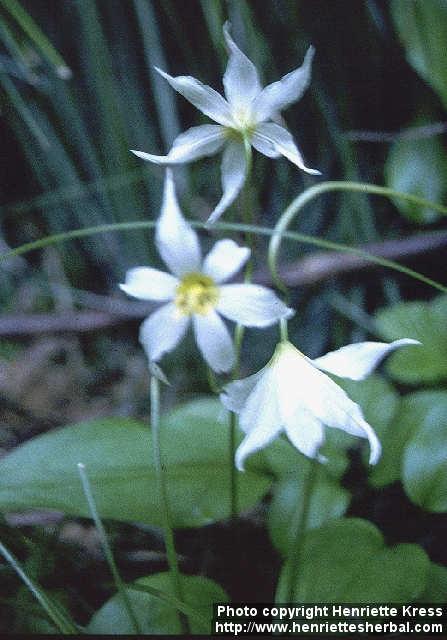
[0,0,71,78]
[0,540,78,634]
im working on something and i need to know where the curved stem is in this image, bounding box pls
[268,180,447,294]
[150,376,189,634]
[2,212,446,294]
[285,459,318,602]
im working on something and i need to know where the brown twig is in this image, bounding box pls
[344,121,447,143]
[0,309,152,336]
[0,231,446,337]
[260,230,447,287]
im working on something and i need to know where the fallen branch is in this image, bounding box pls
[264,229,447,287]
[344,121,447,143]
[0,231,445,336]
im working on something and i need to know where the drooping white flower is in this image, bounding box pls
[221,338,420,470]
[120,171,293,373]
[131,23,320,223]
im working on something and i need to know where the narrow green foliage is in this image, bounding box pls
[0,0,71,77]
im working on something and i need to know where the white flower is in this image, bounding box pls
[221,338,420,470]
[131,23,320,223]
[119,171,293,373]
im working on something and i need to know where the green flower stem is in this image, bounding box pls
[206,365,221,394]
[241,135,255,259]
[279,318,289,342]
[150,375,189,635]
[228,138,254,519]
[0,540,78,634]
[268,180,447,294]
[2,220,445,294]
[77,463,141,634]
[285,459,318,602]
[228,410,238,518]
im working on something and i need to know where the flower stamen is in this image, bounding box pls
[175,272,219,316]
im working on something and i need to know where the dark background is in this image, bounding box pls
[0,0,446,632]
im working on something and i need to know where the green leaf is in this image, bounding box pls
[402,391,447,512]
[391,0,447,109]
[0,399,271,527]
[385,134,447,224]
[277,518,429,603]
[417,563,447,603]
[375,296,447,384]
[267,466,350,556]
[368,391,421,488]
[87,572,227,634]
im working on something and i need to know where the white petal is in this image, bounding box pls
[217,284,294,327]
[202,239,250,283]
[354,417,382,465]
[222,23,261,112]
[236,423,283,471]
[284,409,325,460]
[193,310,235,373]
[253,122,321,175]
[274,343,381,464]
[119,267,178,301]
[155,68,233,126]
[220,367,266,414]
[252,46,315,123]
[235,367,282,470]
[207,141,247,224]
[139,303,189,362]
[312,339,421,381]
[251,132,281,158]
[156,170,201,277]
[131,125,226,165]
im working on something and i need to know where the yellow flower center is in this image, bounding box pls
[175,272,219,316]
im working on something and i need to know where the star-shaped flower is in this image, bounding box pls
[221,338,420,469]
[131,24,320,223]
[120,171,293,373]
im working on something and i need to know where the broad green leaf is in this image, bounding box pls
[375,296,447,384]
[385,134,447,223]
[403,391,447,512]
[267,466,349,556]
[277,518,429,603]
[367,391,423,488]
[391,0,447,109]
[417,563,447,603]
[0,399,271,527]
[87,572,227,635]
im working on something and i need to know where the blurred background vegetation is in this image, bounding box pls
[0,0,446,633]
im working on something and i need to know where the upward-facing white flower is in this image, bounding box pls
[131,23,320,223]
[221,339,420,470]
[120,171,293,373]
